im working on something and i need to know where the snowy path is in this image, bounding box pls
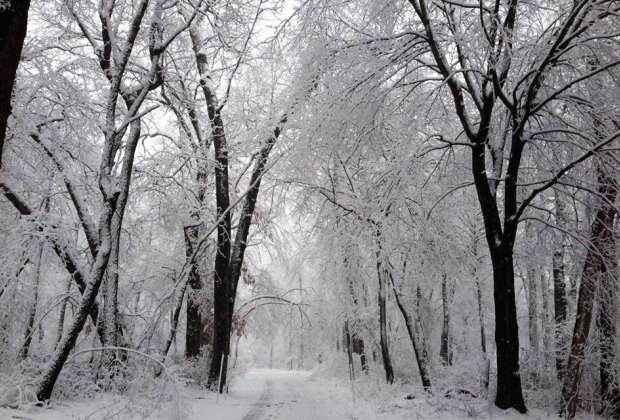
[191,369,362,420]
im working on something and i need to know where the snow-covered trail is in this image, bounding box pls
[235,369,359,420]
[190,369,361,420]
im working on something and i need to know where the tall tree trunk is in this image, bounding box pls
[19,239,44,361]
[54,277,72,350]
[475,277,489,389]
[101,120,140,377]
[345,320,355,379]
[471,229,489,388]
[490,249,525,411]
[540,272,554,384]
[553,191,569,377]
[344,257,367,373]
[0,0,30,168]
[36,193,119,402]
[596,245,620,418]
[440,274,453,366]
[472,136,526,412]
[561,165,617,419]
[527,266,539,383]
[185,224,210,358]
[390,279,432,390]
[159,273,188,363]
[192,18,233,389]
[207,119,283,391]
[375,243,394,384]
[474,278,487,354]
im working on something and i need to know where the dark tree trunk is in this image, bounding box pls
[553,192,569,377]
[353,337,368,373]
[375,244,394,384]
[596,245,620,418]
[0,0,30,168]
[185,225,211,359]
[526,262,539,384]
[561,166,617,419]
[490,250,525,412]
[553,249,568,372]
[475,279,487,355]
[344,320,355,379]
[440,275,453,367]
[344,257,368,373]
[207,117,282,391]
[475,277,490,389]
[471,136,526,413]
[19,239,44,361]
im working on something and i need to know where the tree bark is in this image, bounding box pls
[374,240,394,384]
[390,277,432,390]
[54,277,72,351]
[36,192,118,401]
[489,249,525,412]
[0,0,30,169]
[561,166,618,419]
[526,264,539,383]
[345,320,355,379]
[596,244,620,418]
[440,274,453,367]
[185,224,211,358]
[19,239,44,361]
[553,192,569,377]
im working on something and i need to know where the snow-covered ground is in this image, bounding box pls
[0,368,568,419]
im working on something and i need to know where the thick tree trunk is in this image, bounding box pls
[207,121,281,391]
[490,250,526,412]
[596,248,620,418]
[185,225,211,359]
[561,166,617,419]
[471,137,526,412]
[205,112,233,389]
[101,244,120,377]
[100,121,140,378]
[0,0,30,168]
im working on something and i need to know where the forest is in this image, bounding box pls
[0,0,619,419]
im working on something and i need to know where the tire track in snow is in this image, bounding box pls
[242,379,273,420]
